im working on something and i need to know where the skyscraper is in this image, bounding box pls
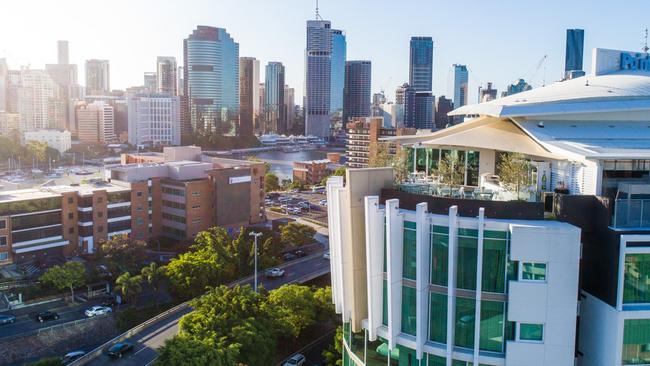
[401,83,416,128]
[18,69,64,132]
[144,72,157,92]
[409,37,434,92]
[284,85,295,132]
[156,56,177,95]
[501,79,532,97]
[435,95,453,129]
[342,60,371,123]
[413,92,434,130]
[57,40,69,65]
[453,64,469,108]
[85,59,110,95]
[183,26,239,140]
[478,82,497,103]
[46,41,79,131]
[330,29,346,115]
[305,19,333,137]
[565,29,585,77]
[0,59,8,112]
[239,57,260,137]
[75,101,115,143]
[264,62,286,134]
[128,93,181,147]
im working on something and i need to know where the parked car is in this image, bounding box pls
[106,342,134,358]
[298,201,310,209]
[293,249,307,258]
[0,314,16,325]
[283,353,306,366]
[265,267,285,278]
[323,251,330,260]
[278,196,291,203]
[85,306,112,317]
[318,199,327,206]
[62,350,86,363]
[264,199,273,205]
[282,252,297,262]
[36,311,59,322]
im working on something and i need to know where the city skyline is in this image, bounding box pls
[3,0,650,104]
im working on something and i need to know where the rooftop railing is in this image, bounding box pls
[613,199,650,229]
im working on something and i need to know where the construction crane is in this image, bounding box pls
[526,54,548,87]
[643,28,649,53]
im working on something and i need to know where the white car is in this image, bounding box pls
[85,306,112,317]
[323,251,330,260]
[318,199,327,206]
[265,268,285,278]
[283,353,306,366]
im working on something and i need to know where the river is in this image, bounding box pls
[225,149,345,181]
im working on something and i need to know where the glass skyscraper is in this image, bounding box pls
[305,20,333,138]
[565,29,585,74]
[330,29,347,115]
[342,61,371,123]
[409,37,434,92]
[264,62,286,134]
[453,64,468,109]
[183,26,239,140]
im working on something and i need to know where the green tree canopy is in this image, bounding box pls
[155,335,238,366]
[280,222,316,247]
[264,172,280,192]
[98,235,147,273]
[433,152,465,187]
[141,262,166,306]
[115,272,142,304]
[497,152,533,199]
[39,262,86,303]
[267,284,318,338]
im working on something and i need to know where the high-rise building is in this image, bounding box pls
[177,66,184,96]
[85,59,110,95]
[284,85,296,131]
[409,37,434,92]
[128,93,180,147]
[305,19,333,137]
[239,57,260,137]
[478,82,498,103]
[57,40,69,65]
[156,57,177,95]
[343,61,371,123]
[330,29,347,114]
[183,26,239,140]
[434,95,453,129]
[144,72,157,92]
[264,62,286,134]
[258,82,265,133]
[18,69,59,132]
[0,59,8,112]
[413,91,434,130]
[401,83,417,128]
[501,79,532,97]
[46,41,80,131]
[75,101,115,143]
[372,92,387,119]
[346,117,415,168]
[565,29,585,77]
[453,64,469,108]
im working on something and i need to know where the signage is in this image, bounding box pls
[620,52,650,71]
[229,175,251,184]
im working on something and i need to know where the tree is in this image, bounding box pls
[264,172,280,192]
[98,235,147,272]
[497,152,533,200]
[314,286,335,323]
[25,358,63,366]
[267,284,318,338]
[433,152,465,187]
[115,272,142,305]
[280,222,316,247]
[320,167,346,186]
[141,262,165,306]
[40,262,86,303]
[155,336,238,366]
[369,142,408,183]
[323,325,343,366]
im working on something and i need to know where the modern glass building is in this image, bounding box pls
[343,61,371,123]
[239,57,260,137]
[305,20,333,138]
[413,92,434,130]
[183,26,239,140]
[409,37,434,92]
[264,62,286,134]
[453,64,468,109]
[564,29,584,76]
[331,29,347,115]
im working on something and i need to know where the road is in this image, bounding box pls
[83,253,331,366]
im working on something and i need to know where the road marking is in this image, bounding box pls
[133,346,148,356]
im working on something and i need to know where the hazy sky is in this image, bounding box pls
[2,0,649,103]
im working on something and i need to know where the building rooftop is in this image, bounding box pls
[0,181,130,203]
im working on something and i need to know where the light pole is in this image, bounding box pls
[249,231,263,293]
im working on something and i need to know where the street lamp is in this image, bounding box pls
[249,231,263,293]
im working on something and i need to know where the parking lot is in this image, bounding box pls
[266,190,328,225]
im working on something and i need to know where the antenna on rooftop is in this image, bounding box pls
[644,28,649,54]
[315,0,322,20]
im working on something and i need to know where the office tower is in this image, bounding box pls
[177,66,184,96]
[413,91,434,130]
[401,83,417,128]
[478,82,497,103]
[0,59,7,111]
[264,62,286,134]
[183,26,239,140]
[4,70,21,114]
[434,95,453,129]
[85,59,110,95]
[57,40,69,65]
[128,93,181,146]
[342,61,371,123]
[565,29,585,77]
[305,20,333,137]
[371,92,386,118]
[453,64,469,108]
[156,57,177,95]
[18,69,59,132]
[113,99,128,142]
[0,112,20,136]
[409,36,434,92]
[330,29,347,114]
[501,79,532,97]
[284,85,295,131]
[239,57,260,137]
[75,101,115,143]
[143,72,157,92]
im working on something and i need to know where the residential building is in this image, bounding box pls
[85,59,110,95]
[343,61,371,123]
[183,26,239,140]
[305,19,333,138]
[330,29,347,115]
[409,36,434,92]
[434,96,453,129]
[453,64,469,109]
[24,129,71,153]
[346,117,415,168]
[239,57,260,137]
[18,69,62,132]
[293,159,330,186]
[264,62,286,134]
[565,29,585,78]
[0,59,7,111]
[0,112,20,136]
[143,72,157,92]
[177,66,184,96]
[501,79,532,98]
[478,82,498,103]
[75,101,115,143]
[46,40,80,131]
[127,93,181,147]
[156,56,177,95]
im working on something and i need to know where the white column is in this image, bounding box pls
[326,176,345,314]
[415,202,430,360]
[473,208,485,365]
[446,206,459,366]
[386,198,404,349]
[365,196,385,341]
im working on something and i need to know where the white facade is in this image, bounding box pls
[127,93,180,147]
[24,129,71,153]
[18,69,58,132]
[75,101,115,143]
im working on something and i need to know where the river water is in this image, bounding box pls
[226,149,345,181]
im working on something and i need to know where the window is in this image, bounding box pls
[137,205,143,211]
[192,205,200,209]
[623,319,650,364]
[68,227,74,234]
[482,231,509,293]
[455,297,476,348]
[0,252,7,261]
[430,225,449,286]
[192,218,202,224]
[0,236,6,246]
[401,286,416,335]
[403,221,416,280]
[136,218,144,226]
[68,212,74,220]
[192,192,200,197]
[136,191,143,197]
[457,229,478,290]
[624,253,650,304]
[68,197,74,204]
[522,262,547,281]
[429,293,447,343]
[480,300,506,353]
[519,323,544,342]
[0,220,5,230]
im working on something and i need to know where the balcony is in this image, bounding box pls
[612,199,650,229]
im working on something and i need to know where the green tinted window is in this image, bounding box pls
[401,286,417,335]
[480,300,505,353]
[429,293,447,343]
[382,280,388,326]
[431,226,449,286]
[406,147,415,173]
[624,254,650,304]
[403,221,417,280]
[428,354,445,366]
[482,238,507,293]
[522,263,547,281]
[0,197,61,216]
[520,323,544,341]
[455,297,475,348]
[623,319,650,364]
[457,231,477,290]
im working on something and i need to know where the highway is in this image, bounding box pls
[82,253,331,366]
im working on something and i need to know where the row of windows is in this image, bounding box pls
[162,213,185,224]
[163,225,185,239]
[162,186,185,197]
[11,211,61,231]
[107,191,131,204]
[0,197,60,216]
[12,226,62,243]
[162,200,185,210]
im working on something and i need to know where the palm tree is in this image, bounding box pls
[115,272,142,306]
[141,263,165,307]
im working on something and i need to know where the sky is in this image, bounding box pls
[2,0,650,103]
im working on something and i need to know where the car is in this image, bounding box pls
[61,350,86,363]
[298,201,310,209]
[318,199,327,206]
[264,199,273,205]
[101,296,118,307]
[106,342,134,358]
[282,252,297,261]
[323,251,330,260]
[36,311,59,322]
[293,249,307,258]
[278,196,291,203]
[283,353,306,366]
[85,306,112,317]
[265,268,285,278]
[0,314,16,325]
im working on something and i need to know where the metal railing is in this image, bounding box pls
[613,199,650,229]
